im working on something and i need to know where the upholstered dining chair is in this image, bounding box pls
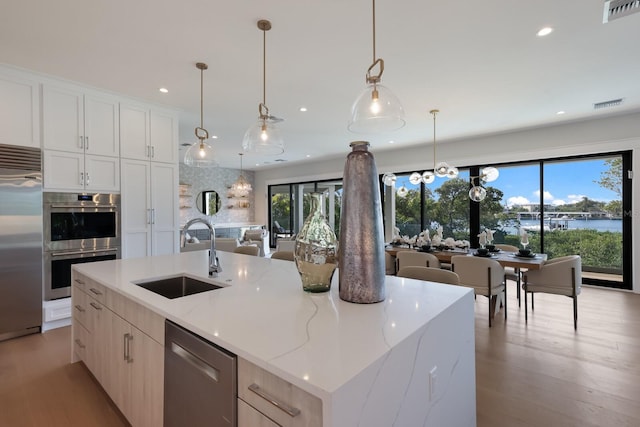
[233,245,260,256]
[270,251,295,261]
[451,255,506,327]
[396,266,460,285]
[395,251,441,272]
[522,255,582,329]
[215,238,240,253]
[385,252,396,275]
[495,244,523,306]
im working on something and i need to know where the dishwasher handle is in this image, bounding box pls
[170,341,220,382]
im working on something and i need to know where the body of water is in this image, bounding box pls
[504,218,622,234]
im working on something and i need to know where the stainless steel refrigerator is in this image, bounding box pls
[0,144,43,341]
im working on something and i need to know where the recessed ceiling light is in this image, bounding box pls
[306,154,311,158]
[159,87,169,93]
[210,135,218,139]
[537,27,553,37]
[388,140,395,144]
[556,111,565,115]
[299,107,307,112]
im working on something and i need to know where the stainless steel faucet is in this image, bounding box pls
[181,218,222,276]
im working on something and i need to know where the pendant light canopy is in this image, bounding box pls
[230,153,252,198]
[349,0,405,133]
[184,62,217,168]
[242,19,284,155]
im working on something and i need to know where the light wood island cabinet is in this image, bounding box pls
[72,271,164,427]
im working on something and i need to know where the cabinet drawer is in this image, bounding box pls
[72,284,89,329]
[72,322,89,362]
[238,398,279,427]
[238,358,322,427]
[84,277,107,305]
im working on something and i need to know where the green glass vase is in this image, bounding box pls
[294,192,338,292]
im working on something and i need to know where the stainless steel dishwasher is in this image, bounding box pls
[165,320,237,426]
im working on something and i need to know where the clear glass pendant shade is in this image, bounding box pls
[382,172,397,186]
[469,185,487,202]
[446,166,459,178]
[422,171,435,184]
[409,172,422,185]
[434,161,451,178]
[482,166,499,182]
[348,83,405,133]
[396,185,408,198]
[184,140,217,168]
[242,119,284,155]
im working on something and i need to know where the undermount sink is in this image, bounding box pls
[134,275,224,299]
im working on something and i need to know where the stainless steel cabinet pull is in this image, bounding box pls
[151,208,156,224]
[89,302,102,310]
[79,136,84,149]
[248,383,301,418]
[85,172,90,185]
[146,145,150,158]
[74,338,86,349]
[151,146,155,158]
[89,287,102,295]
[74,278,85,285]
[85,136,89,150]
[79,172,84,185]
[122,332,133,363]
[170,342,219,382]
[74,304,85,313]
[126,334,134,363]
[52,248,117,257]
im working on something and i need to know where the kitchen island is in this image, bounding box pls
[72,250,476,427]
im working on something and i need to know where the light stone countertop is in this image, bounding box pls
[74,250,476,426]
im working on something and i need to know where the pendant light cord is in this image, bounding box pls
[372,0,376,63]
[432,110,438,170]
[262,26,267,106]
[200,66,204,129]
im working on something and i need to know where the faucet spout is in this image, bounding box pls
[181,218,222,276]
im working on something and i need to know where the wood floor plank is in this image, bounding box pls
[1,284,639,427]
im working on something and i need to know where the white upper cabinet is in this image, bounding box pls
[0,70,40,148]
[120,102,177,164]
[43,83,119,157]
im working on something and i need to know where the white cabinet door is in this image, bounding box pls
[121,159,152,258]
[84,154,120,192]
[43,84,84,153]
[0,71,40,148]
[151,163,178,256]
[43,84,119,157]
[43,150,84,191]
[150,109,178,164]
[84,94,119,157]
[43,151,119,192]
[120,102,150,161]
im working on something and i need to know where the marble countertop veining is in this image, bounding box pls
[73,250,472,401]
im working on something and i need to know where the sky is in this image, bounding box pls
[396,157,620,207]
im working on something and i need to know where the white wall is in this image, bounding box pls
[255,111,640,292]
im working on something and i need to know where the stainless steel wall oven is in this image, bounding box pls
[43,192,120,300]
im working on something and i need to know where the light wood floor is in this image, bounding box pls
[1,284,639,427]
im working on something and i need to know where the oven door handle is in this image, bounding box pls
[51,248,118,257]
[49,204,117,209]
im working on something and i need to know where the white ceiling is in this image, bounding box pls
[2,0,640,170]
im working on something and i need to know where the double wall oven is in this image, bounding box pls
[43,192,120,300]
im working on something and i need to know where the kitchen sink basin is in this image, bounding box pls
[134,275,223,299]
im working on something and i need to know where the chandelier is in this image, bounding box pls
[242,19,284,155]
[184,62,217,167]
[230,153,252,198]
[348,0,405,133]
[469,166,499,202]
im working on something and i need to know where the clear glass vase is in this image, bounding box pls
[294,192,338,293]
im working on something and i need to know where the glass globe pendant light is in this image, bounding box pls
[230,153,252,198]
[427,109,457,180]
[184,62,217,167]
[469,183,487,202]
[242,19,284,155]
[348,0,405,133]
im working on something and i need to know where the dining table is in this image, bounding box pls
[385,245,547,270]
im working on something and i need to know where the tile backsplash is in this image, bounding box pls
[179,164,255,226]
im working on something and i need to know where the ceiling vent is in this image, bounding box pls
[593,98,624,109]
[603,0,640,23]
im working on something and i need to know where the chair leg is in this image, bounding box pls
[531,293,535,311]
[503,285,507,320]
[573,295,578,330]
[524,283,528,324]
[516,269,521,307]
